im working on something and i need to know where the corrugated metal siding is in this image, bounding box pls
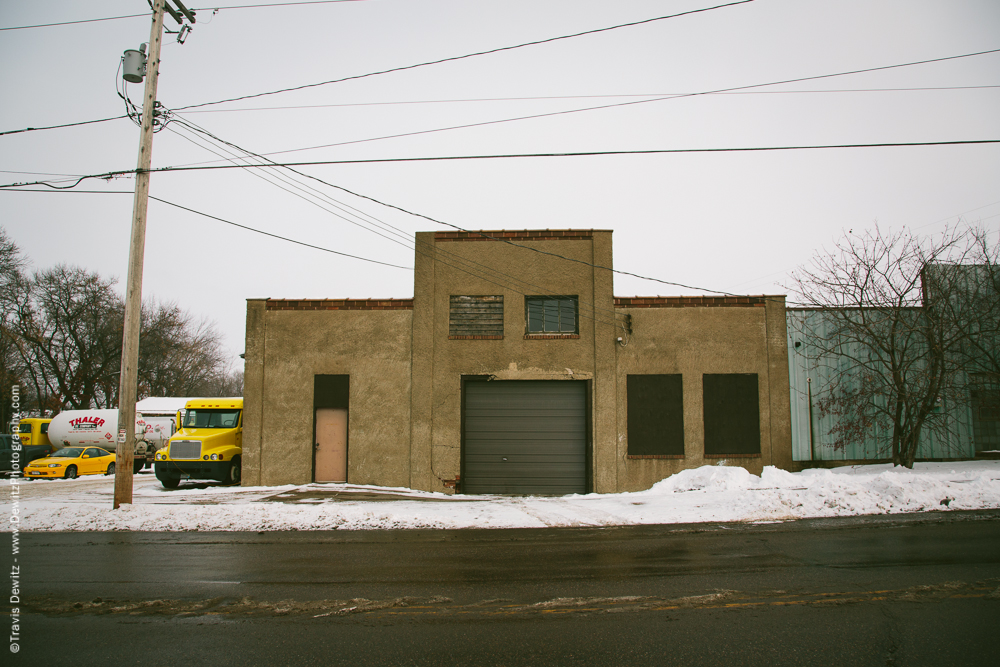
[463,381,587,495]
[787,310,975,461]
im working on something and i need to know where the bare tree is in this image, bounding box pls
[0,228,30,425]
[1,227,242,411]
[12,265,124,410]
[789,224,993,468]
[137,300,234,398]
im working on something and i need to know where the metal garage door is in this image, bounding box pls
[463,380,587,495]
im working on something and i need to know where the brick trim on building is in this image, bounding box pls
[703,453,762,458]
[523,333,581,340]
[626,454,686,460]
[435,230,597,242]
[266,299,414,311]
[449,335,504,340]
[614,296,769,308]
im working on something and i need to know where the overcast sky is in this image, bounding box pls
[2,0,998,360]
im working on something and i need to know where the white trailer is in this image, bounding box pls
[48,410,155,473]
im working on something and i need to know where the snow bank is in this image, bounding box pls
[4,462,1000,532]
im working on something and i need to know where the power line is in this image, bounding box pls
[178,85,1000,114]
[0,1,365,31]
[193,1,366,8]
[164,116,628,326]
[151,117,796,304]
[0,189,133,194]
[167,48,1000,164]
[125,139,1000,170]
[0,116,129,137]
[173,1,757,111]
[148,196,412,270]
[2,139,998,191]
[0,14,147,31]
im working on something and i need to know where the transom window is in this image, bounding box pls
[526,296,578,334]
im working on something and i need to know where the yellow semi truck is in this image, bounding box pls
[153,398,242,489]
[16,418,53,449]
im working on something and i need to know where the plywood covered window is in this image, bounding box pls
[626,374,684,458]
[703,374,761,456]
[450,295,503,339]
[525,296,578,334]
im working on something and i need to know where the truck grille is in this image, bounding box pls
[169,440,202,460]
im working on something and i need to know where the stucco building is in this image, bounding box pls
[243,230,792,493]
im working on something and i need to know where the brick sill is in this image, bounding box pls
[704,453,761,459]
[523,334,580,340]
[626,454,685,460]
[449,335,503,340]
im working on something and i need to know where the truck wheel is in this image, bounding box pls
[159,476,180,489]
[65,465,78,479]
[226,457,242,485]
[133,460,144,474]
[106,463,115,476]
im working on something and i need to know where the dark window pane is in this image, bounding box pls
[627,375,684,456]
[526,296,578,333]
[703,374,760,455]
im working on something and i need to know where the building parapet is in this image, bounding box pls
[434,230,600,242]
[614,296,769,308]
[265,299,414,311]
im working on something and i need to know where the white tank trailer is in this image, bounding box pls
[47,409,164,473]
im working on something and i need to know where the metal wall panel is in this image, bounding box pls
[786,310,975,461]
[463,380,587,495]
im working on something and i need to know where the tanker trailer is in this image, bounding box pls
[47,410,154,474]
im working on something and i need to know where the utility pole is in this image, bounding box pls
[114,0,195,508]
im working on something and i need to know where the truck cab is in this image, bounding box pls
[154,398,242,489]
[16,418,53,449]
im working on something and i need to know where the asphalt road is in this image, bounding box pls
[6,510,1000,666]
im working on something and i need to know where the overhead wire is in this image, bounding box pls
[6,48,997,140]
[0,116,129,137]
[0,1,366,31]
[148,196,411,270]
[166,115,777,318]
[2,137,999,193]
[173,1,757,111]
[164,47,1000,166]
[165,115,628,327]
[178,85,1000,114]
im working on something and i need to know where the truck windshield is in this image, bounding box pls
[18,424,31,433]
[183,409,241,429]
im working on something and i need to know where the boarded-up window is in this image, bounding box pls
[525,296,578,333]
[703,374,760,456]
[627,375,684,457]
[450,295,503,338]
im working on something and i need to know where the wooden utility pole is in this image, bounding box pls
[114,1,166,509]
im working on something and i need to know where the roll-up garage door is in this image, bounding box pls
[463,380,587,495]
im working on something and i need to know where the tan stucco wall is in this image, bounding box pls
[410,231,618,493]
[243,302,412,487]
[613,299,792,491]
[244,230,793,494]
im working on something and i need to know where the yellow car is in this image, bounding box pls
[25,446,116,479]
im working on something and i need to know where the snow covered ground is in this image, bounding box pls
[4,462,1000,532]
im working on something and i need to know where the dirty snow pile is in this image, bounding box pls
[4,461,1000,532]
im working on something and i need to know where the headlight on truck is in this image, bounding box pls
[210,454,218,461]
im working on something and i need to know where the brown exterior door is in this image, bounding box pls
[314,408,347,482]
